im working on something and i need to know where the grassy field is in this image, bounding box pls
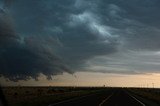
[1,86,107,106]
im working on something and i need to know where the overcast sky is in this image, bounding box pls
[1,0,160,84]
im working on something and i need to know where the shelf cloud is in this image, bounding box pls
[1,0,160,81]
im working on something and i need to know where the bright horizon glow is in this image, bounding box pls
[1,72,160,88]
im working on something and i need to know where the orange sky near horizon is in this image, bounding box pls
[1,72,160,88]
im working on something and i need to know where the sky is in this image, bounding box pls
[0,0,160,87]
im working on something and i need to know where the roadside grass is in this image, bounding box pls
[129,88,160,104]
[2,87,107,106]
[13,90,97,106]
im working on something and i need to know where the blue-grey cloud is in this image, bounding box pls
[0,3,71,81]
[1,0,160,81]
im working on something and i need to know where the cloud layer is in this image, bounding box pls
[1,0,160,81]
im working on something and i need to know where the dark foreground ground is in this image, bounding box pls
[49,88,159,106]
[1,87,160,106]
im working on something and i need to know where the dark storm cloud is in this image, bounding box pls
[0,8,18,44]
[0,3,71,81]
[96,0,160,50]
[1,0,160,81]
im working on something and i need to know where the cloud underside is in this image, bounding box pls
[1,0,160,81]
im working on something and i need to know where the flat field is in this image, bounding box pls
[1,87,160,106]
[1,86,106,106]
